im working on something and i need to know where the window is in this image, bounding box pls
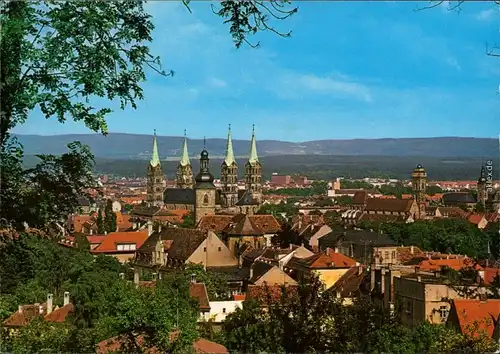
[391,251,396,260]
[116,244,136,251]
[439,306,448,323]
[222,308,226,313]
[218,246,221,252]
[203,194,209,204]
[384,251,389,260]
[203,247,207,252]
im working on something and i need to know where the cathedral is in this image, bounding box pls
[146,127,263,224]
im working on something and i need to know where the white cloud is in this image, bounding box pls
[207,77,228,88]
[296,74,373,102]
[476,8,494,21]
[445,56,461,71]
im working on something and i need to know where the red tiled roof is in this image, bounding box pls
[197,214,281,234]
[44,304,74,323]
[233,294,246,301]
[418,258,482,271]
[246,284,298,305]
[293,249,357,269]
[467,214,486,225]
[193,338,228,353]
[3,304,46,327]
[92,230,148,253]
[365,198,414,212]
[189,283,210,311]
[452,299,500,338]
[484,267,500,285]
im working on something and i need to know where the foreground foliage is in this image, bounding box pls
[221,275,498,353]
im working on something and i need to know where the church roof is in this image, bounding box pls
[236,190,259,206]
[164,188,195,204]
[224,125,236,166]
[150,131,161,168]
[248,126,259,165]
[180,133,191,167]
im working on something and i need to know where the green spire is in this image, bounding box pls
[180,129,191,167]
[150,129,161,167]
[248,124,259,164]
[225,124,236,166]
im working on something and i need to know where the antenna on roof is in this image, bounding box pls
[203,136,206,149]
[184,129,186,137]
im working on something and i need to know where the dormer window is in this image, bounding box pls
[116,243,136,251]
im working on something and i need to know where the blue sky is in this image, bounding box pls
[14,1,500,141]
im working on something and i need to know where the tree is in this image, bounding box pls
[103,199,117,233]
[96,209,104,234]
[271,222,301,248]
[179,212,195,228]
[184,263,230,301]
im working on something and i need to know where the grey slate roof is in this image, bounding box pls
[442,192,476,204]
[164,188,196,204]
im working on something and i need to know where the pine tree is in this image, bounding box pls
[96,209,105,234]
[104,200,117,233]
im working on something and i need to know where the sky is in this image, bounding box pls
[13,1,500,141]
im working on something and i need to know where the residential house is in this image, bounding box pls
[327,265,368,305]
[91,230,149,263]
[247,259,297,286]
[284,248,358,290]
[447,299,500,343]
[196,214,281,248]
[3,292,73,335]
[467,213,489,229]
[373,245,424,266]
[394,272,487,327]
[319,229,396,265]
[203,299,244,324]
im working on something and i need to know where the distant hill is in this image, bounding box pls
[13,133,498,159]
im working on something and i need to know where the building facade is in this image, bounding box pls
[220,125,239,208]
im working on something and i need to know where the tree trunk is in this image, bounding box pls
[0,0,26,148]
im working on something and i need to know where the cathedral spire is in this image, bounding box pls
[248,124,259,164]
[150,129,160,167]
[225,124,236,166]
[180,129,190,167]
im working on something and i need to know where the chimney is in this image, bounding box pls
[133,269,140,285]
[358,265,363,275]
[152,272,157,281]
[334,247,339,253]
[289,243,293,250]
[158,272,162,280]
[147,220,153,236]
[191,273,196,284]
[104,231,107,235]
[47,294,53,314]
[326,248,330,255]
[119,272,125,279]
[417,275,422,282]
[64,292,70,306]
[249,266,254,280]
[410,246,414,254]
[90,229,93,235]
[39,304,44,314]
[18,305,22,313]
[238,254,243,269]
[415,266,420,273]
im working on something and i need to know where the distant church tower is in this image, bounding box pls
[245,125,262,204]
[176,130,193,189]
[147,130,165,207]
[221,125,239,208]
[194,139,216,224]
[477,165,487,208]
[411,164,427,219]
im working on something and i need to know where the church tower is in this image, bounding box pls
[477,165,487,208]
[221,125,238,208]
[194,140,216,224]
[245,125,262,204]
[147,130,164,207]
[411,164,427,219]
[176,130,193,189]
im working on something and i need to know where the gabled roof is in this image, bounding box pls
[137,227,207,261]
[249,261,275,283]
[364,198,414,213]
[329,266,366,297]
[418,258,481,271]
[290,249,357,269]
[92,230,149,253]
[246,284,297,305]
[236,190,259,206]
[467,213,486,225]
[44,304,74,323]
[352,191,368,204]
[196,214,281,234]
[443,192,476,204]
[130,205,161,217]
[189,282,210,311]
[225,215,264,236]
[164,188,195,204]
[3,304,46,327]
[450,299,500,338]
